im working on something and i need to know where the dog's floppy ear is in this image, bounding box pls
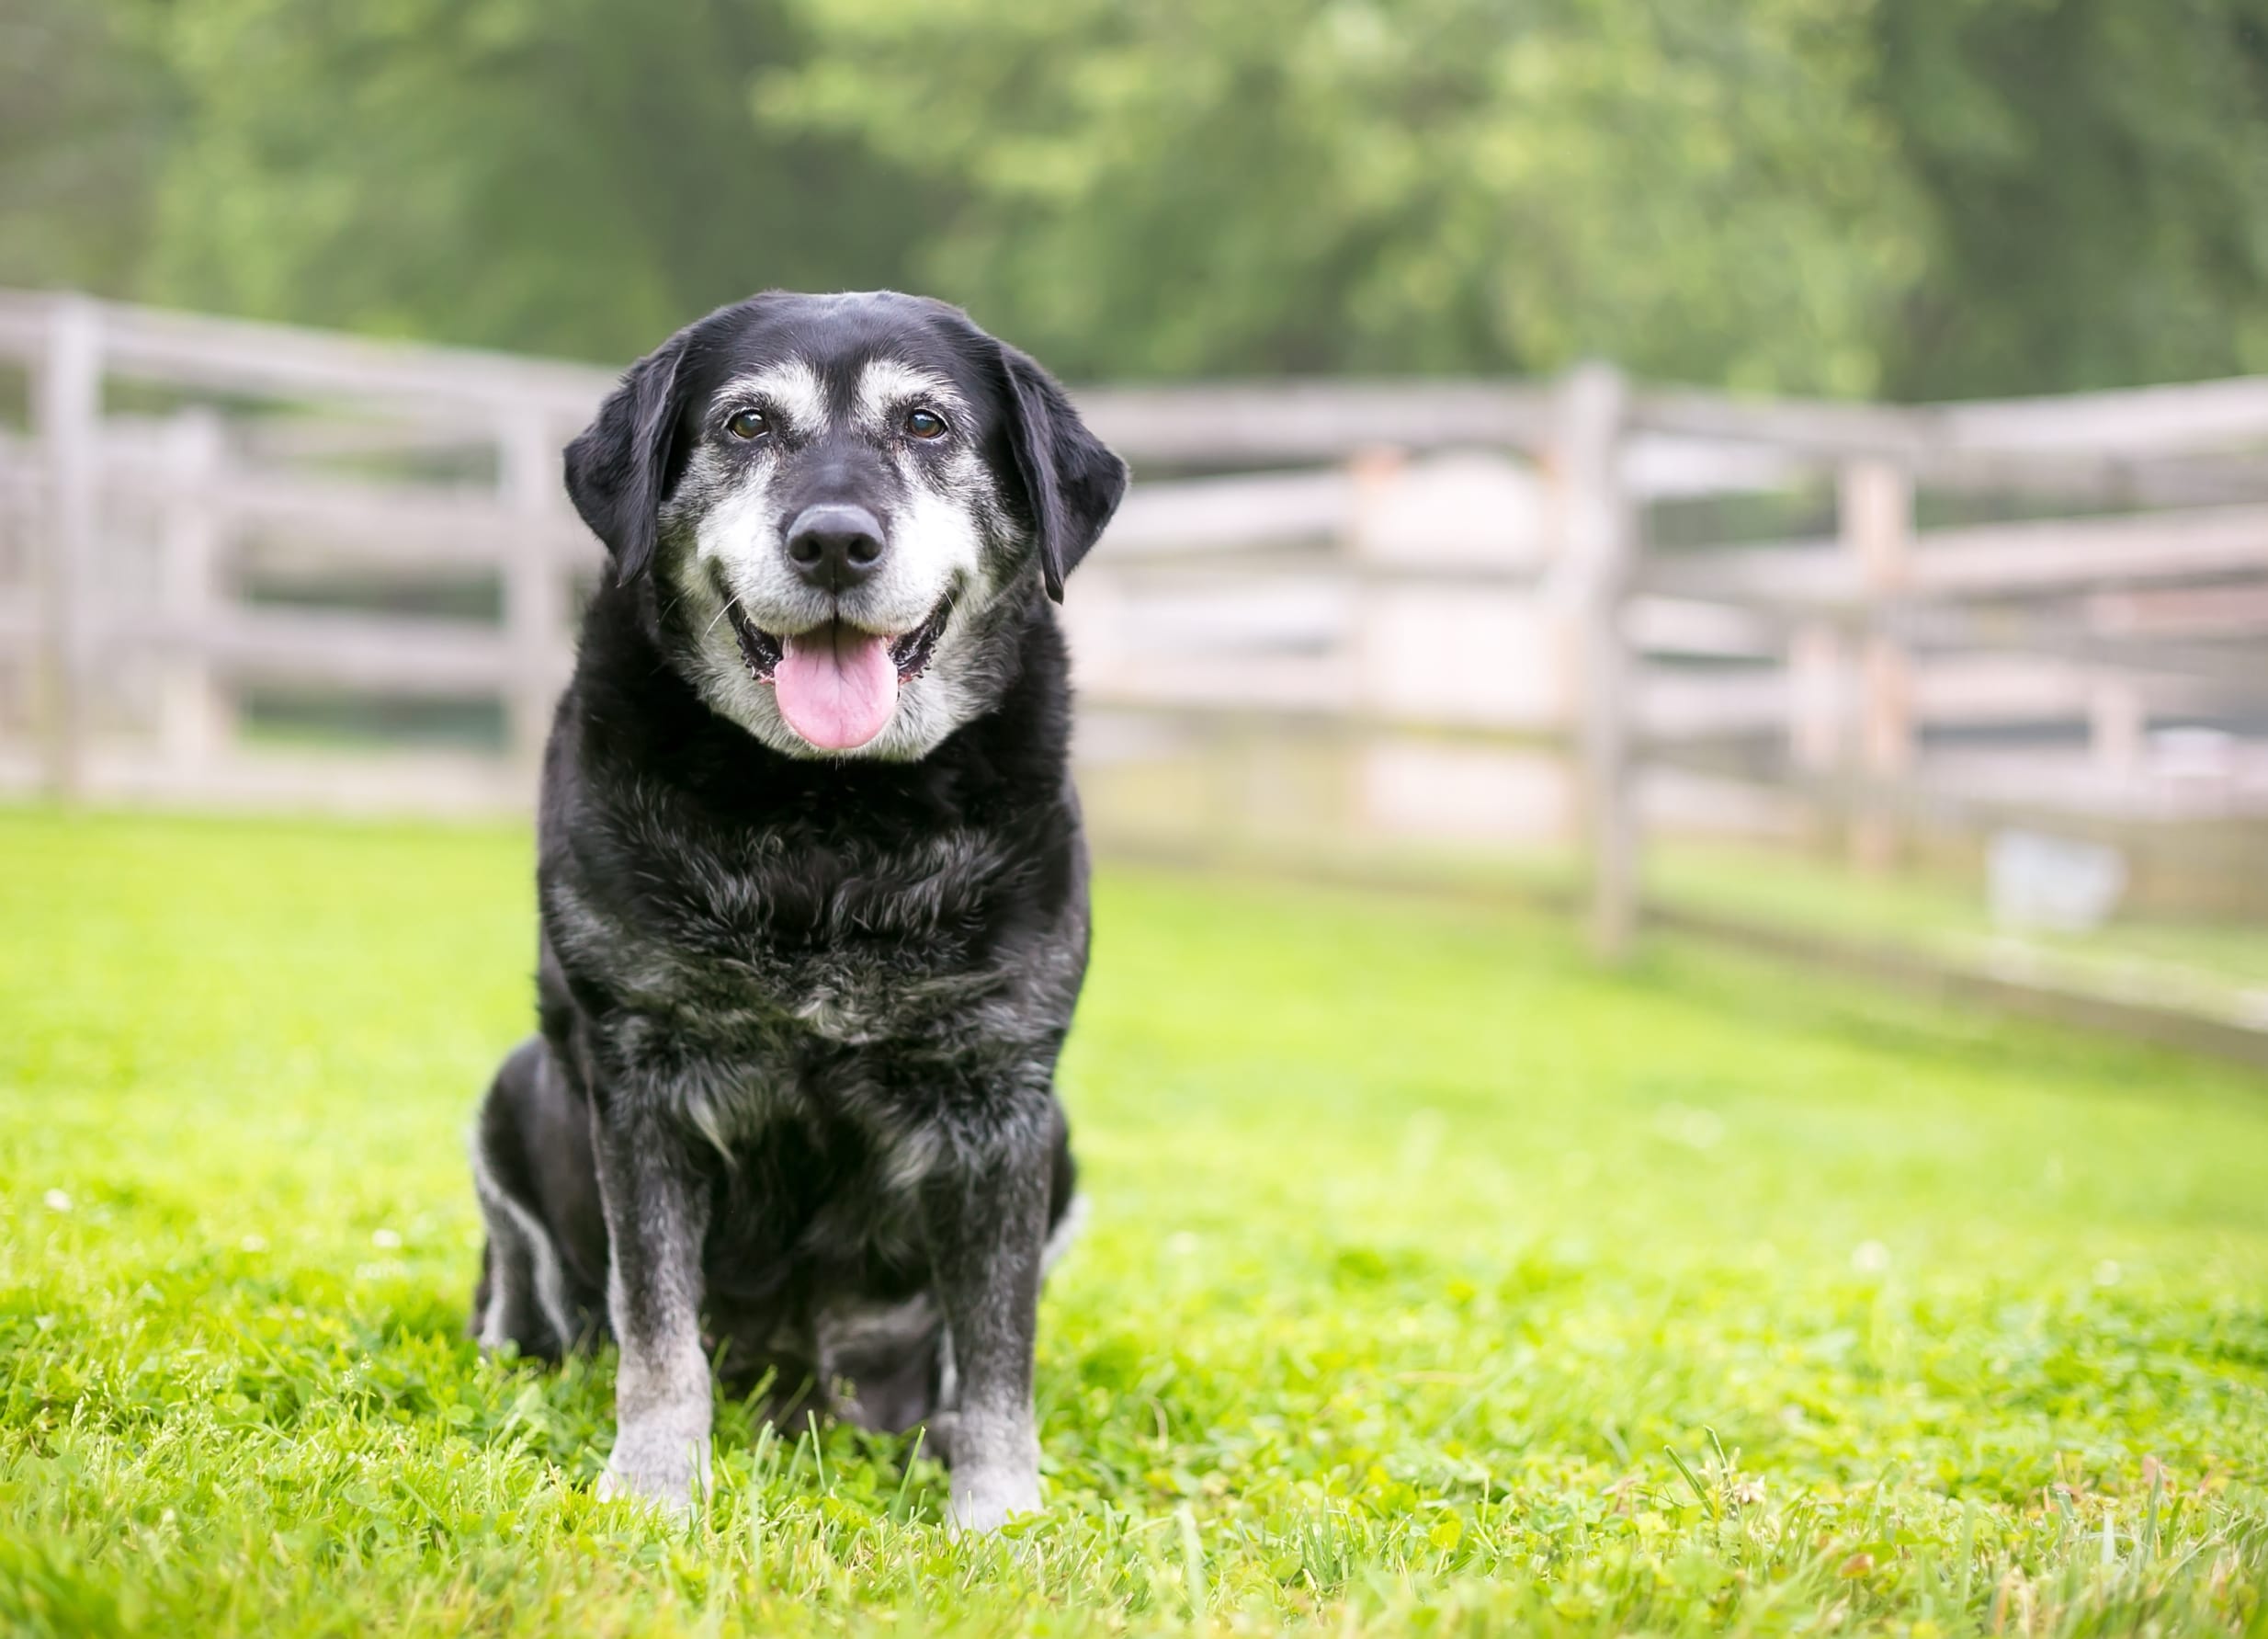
[564,335,690,586]
[997,344,1128,601]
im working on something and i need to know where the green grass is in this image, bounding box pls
[1646,842,2268,1017]
[3,807,2266,1636]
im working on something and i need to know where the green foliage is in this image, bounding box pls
[133,0,934,359]
[759,0,1919,392]
[8,0,2267,395]
[0,0,176,295]
[2,807,2266,1634]
[1874,0,2268,396]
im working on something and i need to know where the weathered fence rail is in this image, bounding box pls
[3,290,2265,1059]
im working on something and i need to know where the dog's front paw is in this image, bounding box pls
[947,1464,1041,1536]
[597,1426,710,1521]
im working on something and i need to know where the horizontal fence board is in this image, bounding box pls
[1072,577,1349,652]
[1909,610,2268,689]
[1622,435,1809,499]
[1623,596,1782,659]
[1647,740,2268,831]
[235,418,524,463]
[107,466,595,572]
[1935,376,2268,456]
[1637,541,1846,603]
[1910,652,2222,719]
[1616,432,2268,506]
[1633,377,2268,464]
[1637,668,1791,737]
[209,610,516,695]
[1914,503,2268,595]
[1622,591,2268,691]
[1074,380,1558,465]
[1630,391,1932,460]
[1102,469,1355,554]
[0,292,612,422]
[1638,654,2238,738]
[1077,654,1352,715]
[2092,581,2268,637]
[1643,502,2268,605]
[100,608,518,696]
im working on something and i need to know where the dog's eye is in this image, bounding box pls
[903,407,948,441]
[725,407,769,440]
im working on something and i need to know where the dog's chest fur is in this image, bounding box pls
[562,824,1026,1031]
[539,582,1084,1167]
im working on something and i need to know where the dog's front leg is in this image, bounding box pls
[924,1126,1051,1534]
[592,1108,712,1519]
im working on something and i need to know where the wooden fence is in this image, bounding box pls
[1615,378,2268,943]
[2,291,2265,1058]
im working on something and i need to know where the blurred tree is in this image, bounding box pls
[0,0,176,295]
[1873,0,2268,398]
[137,0,934,360]
[7,0,2267,395]
[757,0,1923,393]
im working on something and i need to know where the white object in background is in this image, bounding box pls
[1989,828,2128,933]
[2151,726,2239,818]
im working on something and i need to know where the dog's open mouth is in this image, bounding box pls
[724,598,950,688]
[725,596,952,751]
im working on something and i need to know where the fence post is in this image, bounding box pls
[498,414,564,773]
[2089,676,2144,778]
[1344,443,1405,837]
[159,408,229,778]
[1840,458,1913,871]
[1557,363,1637,962]
[36,296,101,800]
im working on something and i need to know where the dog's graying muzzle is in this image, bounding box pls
[786,503,887,594]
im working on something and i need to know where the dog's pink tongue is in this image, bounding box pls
[774,624,898,750]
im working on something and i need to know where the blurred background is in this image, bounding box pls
[3,0,2267,1061]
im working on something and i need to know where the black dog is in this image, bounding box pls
[468,291,1127,1531]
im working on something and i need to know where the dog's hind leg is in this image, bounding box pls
[469,1037,592,1360]
[471,1220,550,1357]
[1042,1101,1083,1276]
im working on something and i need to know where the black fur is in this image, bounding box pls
[997,346,1122,601]
[470,291,1125,1528]
[563,338,686,586]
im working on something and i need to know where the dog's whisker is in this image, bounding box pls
[702,594,743,641]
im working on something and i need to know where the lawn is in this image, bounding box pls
[2,806,2265,1636]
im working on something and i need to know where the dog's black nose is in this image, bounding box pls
[785,504,887,592]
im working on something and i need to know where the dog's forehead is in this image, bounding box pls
[696,293,993,416]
